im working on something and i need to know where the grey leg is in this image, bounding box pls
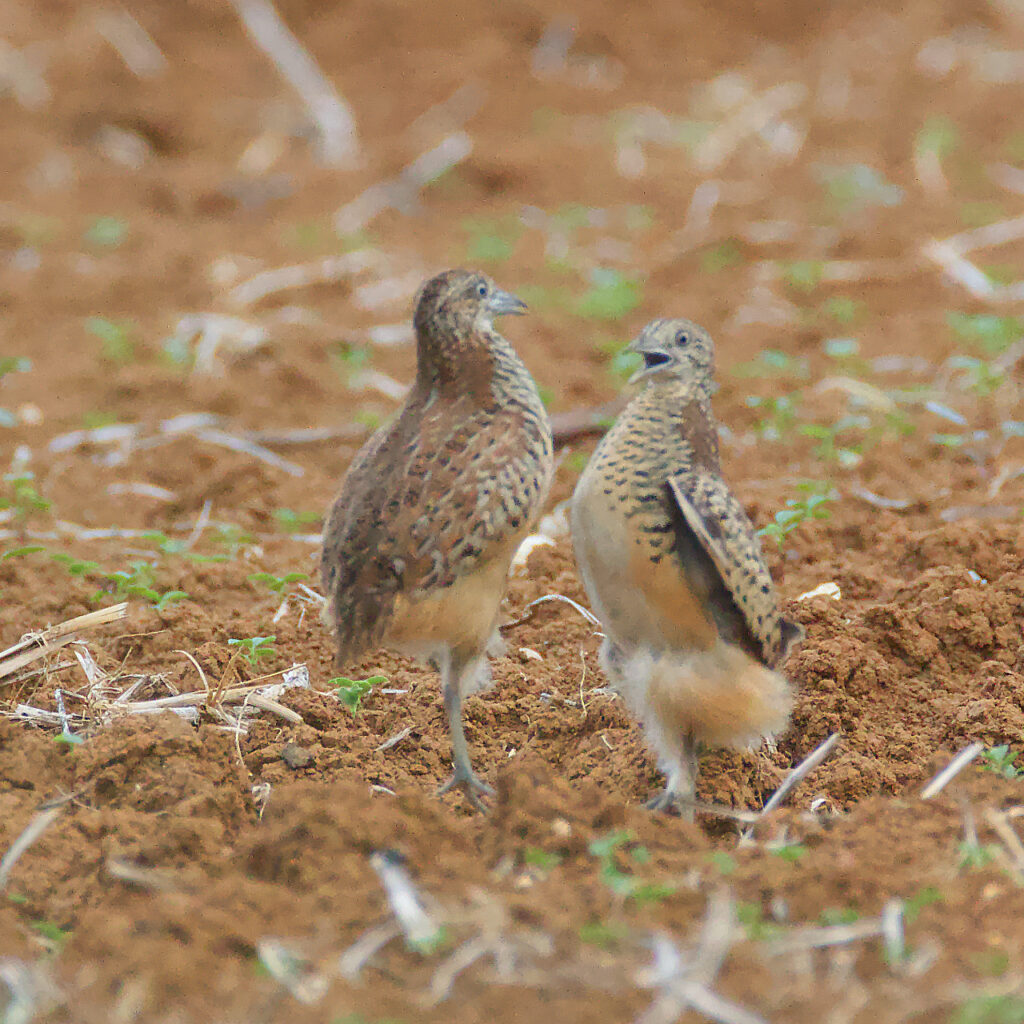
[436,653,495,811]
[646,734,698,820]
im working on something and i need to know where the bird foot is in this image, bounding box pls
[645,789,678,813]
[437,767,495,812]
[645,789,696,822]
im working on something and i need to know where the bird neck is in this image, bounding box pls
[414,322,498,398]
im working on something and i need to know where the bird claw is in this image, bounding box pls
[437,769,495,812]
[645,789,678,813]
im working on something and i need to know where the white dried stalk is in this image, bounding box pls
[0,802,67,891]
[369,850,444,951]
[694,82,806,172]
[920,742,984,799]
[230,0,360,167]
[168,314,267,374]
[334,132,472,235]
[0,39,50,109]
[353,271,425,312]
[257,940,329,1004]
[747,732,841,832]
[408,81,486,142]
[192,427,304,477]
[0,603,129,683]
[227,251,383,307]
[93,10,167,77]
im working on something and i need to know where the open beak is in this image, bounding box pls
[487,287,528,316]
[626,348,672,384]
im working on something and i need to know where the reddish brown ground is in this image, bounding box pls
[3,0,1024,1021]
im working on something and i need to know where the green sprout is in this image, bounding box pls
[736,901,786,941]
[781,260,824,293]
[575,269,642,320]
[248,571,310,595]
[981,745,1023,779]
[699,240,743,274]
[212,523,255,558]
[84,216,129,248]
[228,635,278,667]
[915,115,959,161]
[821,296,863,325]
[706,851,737,876]
[947,313,1023,356]
[50,553,101,578]
[103,561,189,611]
[769,842,808,863]
[732,351,809,379]
[578,920,628,948]
[816,163,904,214]
[522,847,562,871]
[331,674,386,714]
[587,830,674,905]
[463,216,520,263]
[757,483,835,549]
[799,416,867,467]
[958,841,999,871]
[745,394,799,441]
[819,907,859,926]
[904,885,943,922]
[332,341,372,385]
[1,544,46,561]
[952,994,1024,1024]
[273,508,320,533]
[949,356,1006,396]
[85,317,136,364]
[1,471,50,526]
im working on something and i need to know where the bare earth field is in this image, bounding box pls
[4,1,1024,1021]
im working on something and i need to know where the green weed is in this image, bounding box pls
[332,674,386,713]
[958,842,999,871]
[229,636,277,667]
[84,216,129,248]
[85,317,136,364]
[699,240,743,274]
[578,920,628,948]
[947,313,1023,356]
[953,994,1024,1024]
[981,745,1023,779]
[523,847,562,871]
[757,482,834,548]
[575,269,642,320]
[273,508,320,533]
[904,885,943,922]
[588,830,675,904]
[736,901,786,941]
[248,571,310,595]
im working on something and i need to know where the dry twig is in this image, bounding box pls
[0,603,128,684]
[230,0,360,166]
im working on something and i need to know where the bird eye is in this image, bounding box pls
[476,281,488,298]
[676,331,690,346]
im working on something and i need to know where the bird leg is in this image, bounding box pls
[436,652,495,812]
[646,734,699,820]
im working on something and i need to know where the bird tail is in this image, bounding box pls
[633,642,793,749]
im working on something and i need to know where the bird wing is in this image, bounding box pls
[323,391,552,662]
[667,469,800,667]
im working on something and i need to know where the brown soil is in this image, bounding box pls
[3,0,1024,1020]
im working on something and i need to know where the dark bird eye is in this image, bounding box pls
[676,331,690,346]
[476,282,488,298]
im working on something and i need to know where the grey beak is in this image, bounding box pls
[487,287,528,316]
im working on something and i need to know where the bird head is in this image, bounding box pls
[626,318,716,390]
[413,269,526,343]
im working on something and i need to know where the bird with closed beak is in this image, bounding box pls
[321,268,554,810]
[571,318,802,816]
